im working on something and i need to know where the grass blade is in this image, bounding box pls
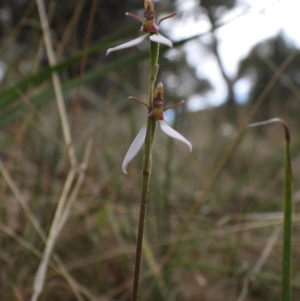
[282,123,293,301]
[248,118,293,301]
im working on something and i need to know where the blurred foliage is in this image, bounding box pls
[237,33,300,119]
[200,0,237,21]
[0,1,300,301]
[0,0,142,39]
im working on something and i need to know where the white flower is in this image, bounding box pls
[106,1,176,56]
[106,33,172,56]
[122,120,192,174]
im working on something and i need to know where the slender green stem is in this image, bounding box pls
[131,40,159,301]
[148,41,159,110]
[282,131,293,301]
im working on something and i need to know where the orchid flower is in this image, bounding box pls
[106,0,177,56]
[122,82,192,174]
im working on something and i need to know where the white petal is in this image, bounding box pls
[150,34,173,47]
[159,121,192,152]
[106,34,149,55]
[122,124,147,174]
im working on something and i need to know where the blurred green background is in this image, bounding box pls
[0,0,300,300]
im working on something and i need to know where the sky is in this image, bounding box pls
[160,0,300,111]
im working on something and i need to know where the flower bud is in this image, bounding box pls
[153,82,164,107]
[144,0,155,11]
[142,0,159,32]
[144,5,155,21]
[148,82,165,120]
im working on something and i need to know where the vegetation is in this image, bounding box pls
[0,1,299,300]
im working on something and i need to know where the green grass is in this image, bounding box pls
[1,101,299,300]
[0,3,299,300]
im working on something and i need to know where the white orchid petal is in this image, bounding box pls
[150,34,173,47]
[122,124,147,174]
[159,121,192,152]
[106,34,150,55]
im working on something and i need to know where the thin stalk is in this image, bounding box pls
[131,40,159,301]
[247,118,293,301]
[282,124,293,301]
[72,0,97,126]
[36,0,77,167]
[148,41,159,110]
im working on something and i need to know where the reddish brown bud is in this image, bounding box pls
[153,82,165,107]
[154,82,164,98]
[143,0,158,32]
[148,82,165,120]
[144,0,155,11]
[144,9,155,21]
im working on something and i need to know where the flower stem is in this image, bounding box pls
[131,40,159,301]
[148,40,159,110]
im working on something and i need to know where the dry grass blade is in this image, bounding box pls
[56,0,87,56]
[0,160,46,240]
[164,215,300,245]
[72,0,97,126]
[31,139,93,301]
[29,166,77,301]
[36,0,76,166]
[0,222,42,258]
[236,225,282,301]
[0,160,86,300]
[0,222,111,301]
[56,139,93,233]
